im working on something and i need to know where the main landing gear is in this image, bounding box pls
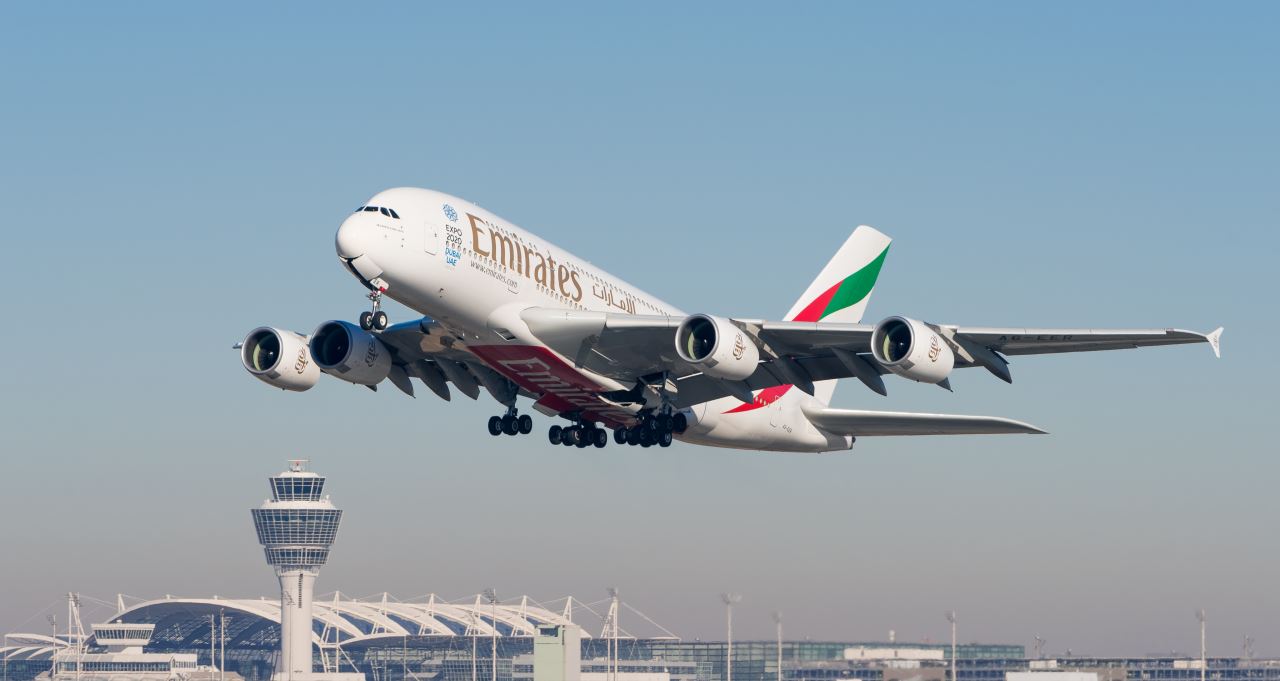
[488,407,534,437]
[548,420,608,449]
[614,411,688,448]
[358,288,389,331]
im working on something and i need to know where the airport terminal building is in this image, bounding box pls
[8,597,1280,681]
[1,595,1026,681]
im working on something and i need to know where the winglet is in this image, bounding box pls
[1206,327,1224,359]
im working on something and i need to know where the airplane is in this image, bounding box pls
[237,187,1223,453]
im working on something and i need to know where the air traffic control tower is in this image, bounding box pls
[251,460,355,681]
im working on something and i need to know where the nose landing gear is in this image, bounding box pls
[359,288,390,331]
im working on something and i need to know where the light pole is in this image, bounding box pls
[946,611,957,681]
[219,609,227,681]
[606,588,620,681]
[772,612,783,681]
[470,596,480,681]
[722,594,741,681]
[1196,609,1206,681]
[485,590,498,681]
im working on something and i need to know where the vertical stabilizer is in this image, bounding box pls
[786,226,891,404]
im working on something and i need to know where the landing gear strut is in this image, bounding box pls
[359,288,389,331]
[488,406,533,437]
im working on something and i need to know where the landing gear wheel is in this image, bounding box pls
[359,311,374,331]
[658,431,673,447]
[562,427,578,446]
[487,416,502,436]
[372,310,389,330]
[613,428,627,445]
[548,425,562,445]
[518,414,533,435]
[594,429,608,448]
[626,428,640,446]
[500,414,517,435]
[673,412,688,433]
[656,413,673,433]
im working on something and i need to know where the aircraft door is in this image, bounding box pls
[423,219,439,254]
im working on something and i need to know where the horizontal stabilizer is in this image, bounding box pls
[804,405,1045,437]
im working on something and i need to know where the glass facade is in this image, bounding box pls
[91,627,153,642]
[251,509,342,546]
[263,547,331,566]
[271,476,326,502]
[58,661,176,673]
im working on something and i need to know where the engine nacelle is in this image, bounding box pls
[674,314,760,381]
[870,316,955,384]
[241,327,320,392]
[309,320,392,386]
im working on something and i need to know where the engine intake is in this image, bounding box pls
[309,320,392,386]
[240,327,320,392]
[870,316,955,384]
[674,314,760,381]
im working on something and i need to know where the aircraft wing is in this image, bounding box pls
[802,405,1046,436]
[520,308,1222,407]
[373,319,525,404]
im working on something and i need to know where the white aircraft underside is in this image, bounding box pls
[238,187,1223,453]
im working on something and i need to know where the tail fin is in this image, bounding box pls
[786,225,892,403]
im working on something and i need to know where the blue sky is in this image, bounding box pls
[0,2,1276,656]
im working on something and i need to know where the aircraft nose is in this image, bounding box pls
[335,216,365,259]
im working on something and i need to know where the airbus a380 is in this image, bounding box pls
[238,187,1223,452]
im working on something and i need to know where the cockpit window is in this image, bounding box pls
[354,205,400,219]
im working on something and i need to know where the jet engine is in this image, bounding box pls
[240,327,320,392]
[870,316,955,384]
[674,314,760,381]
[309,320,393,386]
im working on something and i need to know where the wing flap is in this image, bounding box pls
[804,405,1046,437]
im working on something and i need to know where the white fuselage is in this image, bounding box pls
[335,187,850,453]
